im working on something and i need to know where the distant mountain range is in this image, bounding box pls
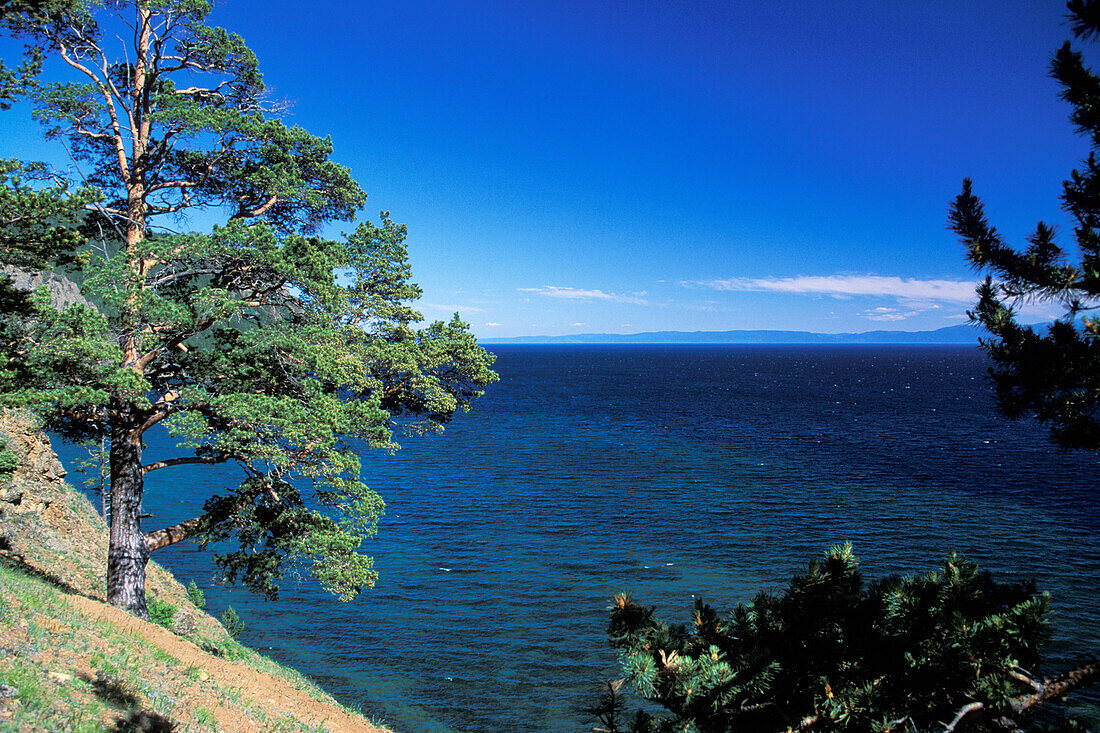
[481,324,986,345]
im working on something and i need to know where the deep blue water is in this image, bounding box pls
[54,346,1100,731]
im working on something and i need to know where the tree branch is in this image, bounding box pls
[138,403,183,434]
[75,126,114,141]
[797,714,819,731]
[144,515,204,552]
[942,701,984,732]
[238,194,278,218]
[144,199,192,214]
[1012,661,1100,714]
[175,81,230,96]
[1007,667,1043,692]
[142,454,229,475]
[144,471,285,554]
[152,267,221,288]
[56,41,131,183]
[94,41,135,140]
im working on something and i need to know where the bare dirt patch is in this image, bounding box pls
[65,593,384,732]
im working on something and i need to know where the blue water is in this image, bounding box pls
[53,346,1100,731]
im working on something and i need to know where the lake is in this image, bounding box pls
[54,345,1100,731]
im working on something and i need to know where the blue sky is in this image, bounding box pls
[0,1,1092,337]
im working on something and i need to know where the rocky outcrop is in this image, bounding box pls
[0,409,68,492]
[0,410,220,636]
[0,410,106,595]
[0,265,94,310]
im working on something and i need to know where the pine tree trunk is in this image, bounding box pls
[106,404,149,619]
[104,3,154,620]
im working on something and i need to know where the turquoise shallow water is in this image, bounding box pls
[55,345,1100,731]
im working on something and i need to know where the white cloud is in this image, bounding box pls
[518,286,648,305]
[571,322,586,327]
[897,300,942,310]
[684,302,731,313]
[691,275,979,303]
[420,303,487,313]
[861,306,919,322]
[484,322,501,327]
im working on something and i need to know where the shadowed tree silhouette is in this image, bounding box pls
[949,0,1100,451]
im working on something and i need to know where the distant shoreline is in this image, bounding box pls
[481,341,982,346]
[480,324,988,346]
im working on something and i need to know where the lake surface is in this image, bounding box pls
[54,345,1100,731]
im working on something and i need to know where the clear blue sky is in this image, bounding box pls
[0,1,1091,337]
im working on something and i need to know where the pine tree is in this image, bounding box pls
[0,0,498,618]
[593,545,1098,733]
[949,0,1100,450]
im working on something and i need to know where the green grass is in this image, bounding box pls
[0,664,47,714]
[0,560,387,732]
[4,558,352,702]
[0,654,117,732]
[193,705,216,729]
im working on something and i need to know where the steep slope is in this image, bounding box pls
[0,411,389,732]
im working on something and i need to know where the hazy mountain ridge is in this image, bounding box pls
[482,324,984,345]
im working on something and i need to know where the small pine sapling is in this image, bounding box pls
[220,606,244,640]
[186,581,206,610]
[595,544,1098,732]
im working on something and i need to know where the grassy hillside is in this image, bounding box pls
[0,411,389,733]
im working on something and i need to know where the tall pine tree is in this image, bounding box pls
[0,0,497,618]
[949,0,1100,450]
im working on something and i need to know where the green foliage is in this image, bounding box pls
[220,605,243,640]
[186,580,205,610]
[596,545,1093,733]
[949,1,1100,450]
[0,159,96,267]
[0,50,40,109]
[0,438,16,480]
[146,598,177,629]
